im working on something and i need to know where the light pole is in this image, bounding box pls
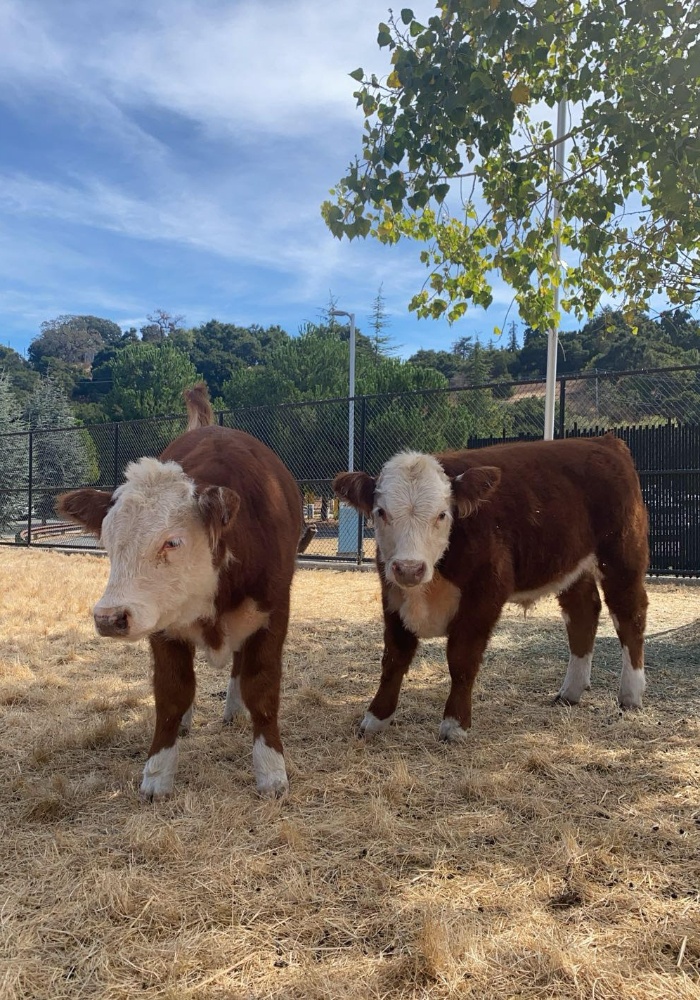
[543,96,568,440]
[329,308,356,470]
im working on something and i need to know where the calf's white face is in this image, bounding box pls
[333,452,501,590]
[373,453,454,587]
[58,458,240,641]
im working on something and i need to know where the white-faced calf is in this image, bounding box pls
[58,384,303,799]
[334,435,649,741]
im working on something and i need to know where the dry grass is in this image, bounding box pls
[0,548,699,1000]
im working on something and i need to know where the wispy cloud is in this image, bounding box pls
[0,0,521,356]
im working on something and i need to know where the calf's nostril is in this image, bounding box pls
[93,608,131,636]
[113,611,129,632]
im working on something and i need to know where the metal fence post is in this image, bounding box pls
[26,431,33,546]
[113,422,120,489]
[559,378,567,438]
[356,395,367,565]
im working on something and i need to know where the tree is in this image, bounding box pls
[0,373,28,531]
[24,378,98,522]
[368,284,395,354]
[323,1,700,331]
[29,315,123,369]
[105,342,200,421]
[0,346,39,402]
[178,320,289,399]
[140,309,186,343]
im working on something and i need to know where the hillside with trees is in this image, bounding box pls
[0,305,698,448]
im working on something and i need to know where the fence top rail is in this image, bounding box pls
[1,363,699,440]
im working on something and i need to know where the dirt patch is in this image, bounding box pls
[0,548,698,999]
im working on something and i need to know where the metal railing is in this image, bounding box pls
[2,365,700,575]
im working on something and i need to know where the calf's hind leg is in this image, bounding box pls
[600,570,648,709]
[223,649,247,723]
[555,573,602,705]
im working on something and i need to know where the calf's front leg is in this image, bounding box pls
[441,597,502,742]
[360,609,419,735]
[238,610,290,798]
[141,634,196,799]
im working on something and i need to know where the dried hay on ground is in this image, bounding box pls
[0,547,699,1000]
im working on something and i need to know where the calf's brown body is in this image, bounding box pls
[334,435,649,740]
[58,384,303,797]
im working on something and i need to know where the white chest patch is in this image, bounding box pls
[510,554,598,611]
[168,598,270,669]
[388,571,461,638]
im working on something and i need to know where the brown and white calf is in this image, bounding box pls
[57,384,303,798]
[334,435,649,741]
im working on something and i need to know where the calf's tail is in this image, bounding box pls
[297,522,318,554]
[184,382,215,430]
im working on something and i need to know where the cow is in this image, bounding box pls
[57,383,304,799]
[333,435,649,742]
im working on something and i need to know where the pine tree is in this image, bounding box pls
[507,322,519,354]
[25,378,97,523]
[0,373,28,531]
[368,284,394,355]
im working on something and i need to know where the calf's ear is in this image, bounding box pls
[196,485,241,548]
[452,466,501,517]
[56,489,113,536]
[333,471,376,516]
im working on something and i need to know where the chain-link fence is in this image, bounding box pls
[2,365,700,574]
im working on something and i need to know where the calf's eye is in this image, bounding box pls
[437,511,448,522]
[162,538,183,551]
[375,508,386,521]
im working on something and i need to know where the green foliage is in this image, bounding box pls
[223,322,447,410]
[181,320,289,398]
[0,373,28,530]
[0,346,39,404]
[24,379,99,522]
[323,1,700,329]
[104,342,199,421]
[29,315,122,369]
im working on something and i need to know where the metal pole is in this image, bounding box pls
[329,308,356,471]
[113,422,120,489]
[356,395,367,564]
[544,96,568,440]
[27,431,33,546]
[348,313,356,471]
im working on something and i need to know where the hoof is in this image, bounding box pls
[256,776,290,799]
[552,692,580,707]
[358,710,394,736]
[439,717,469,742]
[252,737,288,800]
[618,696,643,712]
[140,746,178,800]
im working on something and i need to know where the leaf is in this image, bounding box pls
[400,8,414,24]
[511,82,530,105]
[387,70,402,89]
[349,67,364,82]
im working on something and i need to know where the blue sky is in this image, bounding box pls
[0,0,534,361]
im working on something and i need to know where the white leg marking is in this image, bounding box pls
[359,710,394,735]
[252,736,288,798]
[610,613,620,633]
[223,676,246,723]
[561,611,571,627]
[618,646,645,710]
[140,745,179,799]
[179,703,194,736]
[439,716,469,742]
[557,653,593,705]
